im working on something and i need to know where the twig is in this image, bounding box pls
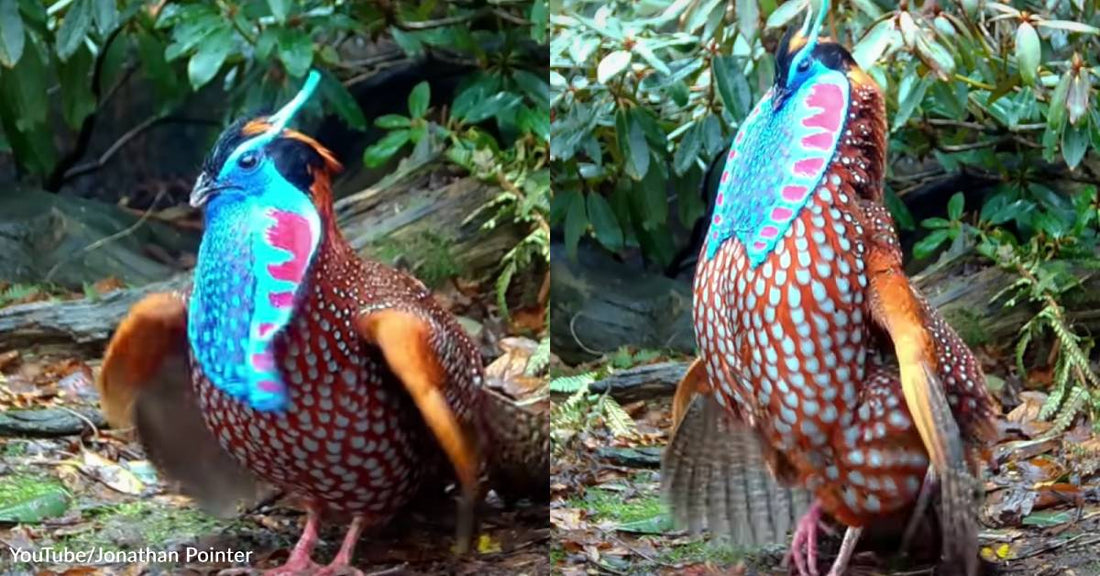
[44,27,127,192]
[395,9,490,30]
[43,187,168,284]
[365,565,408,576]
[61,115,222,182]
[62,115,160,180]
[936,138,1007,153]
[58,406,100,440]
[569,311,608,356]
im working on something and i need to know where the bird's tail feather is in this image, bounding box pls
[661,364,811,547]
[481,384,550,503]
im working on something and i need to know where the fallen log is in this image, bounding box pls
[586,361,690,403]
[0,407,107,438]
[0,160,526,354]
[551,243,1100,365]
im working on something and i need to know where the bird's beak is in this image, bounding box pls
[772,87,790,111]
[190,173,238,208]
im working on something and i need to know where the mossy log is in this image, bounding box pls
[551,243,1100,365]
[0,161,525,354]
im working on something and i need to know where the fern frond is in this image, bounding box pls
[550,372,596,394]
[1047,385,1088,437]
[598,394,637,438]
[526,336,551,376]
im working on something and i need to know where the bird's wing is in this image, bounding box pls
[353,306,482,551]
[661,358,813,547]
[859,202,980,575]
[97,292,267,516]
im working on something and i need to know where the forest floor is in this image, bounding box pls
[0,285,549,576]
[550,353,1100,576]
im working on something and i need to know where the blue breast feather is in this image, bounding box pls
[188,172,321,412]
[704,71,850,266]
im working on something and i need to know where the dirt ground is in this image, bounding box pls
[549,359,1100,576]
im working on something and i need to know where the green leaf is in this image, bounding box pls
[633,159,667,229]
[701,114,724,159]
[884,188,915,231]
[56,0,91,61]
[136,31,179,102]
[187,27,232,90]
[512,69,550,108]
[267,0,289,23]
[320,72,366,131]
[922,217,951,229]
[277,28,313,78]
[913,229,950,259]
[0,0,24,68]
[1062,121,1089,170]
[530,0,546,43]
[564,190,588,260]
[765,0,803,29]
[632,40,669,75]
[673,121,701,175]
[893,72,932,131]
[363,129,410,167]
[408,81,429,119]
[597,50,631,84]
[1015,21,1040,86]
[587,193,623,252]
[713,55,751,118]
[518,104,549,140]
[948,192,964,221]
[461,91,522,124]
[58,45,95,129]
[375,114,410,129]
[735,0,759,45]
[618,109,650,180]
[0,474,70,523]
[92,0,117,35]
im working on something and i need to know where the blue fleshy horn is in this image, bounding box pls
[220,70,322,176]
[267,69,322,134]
[800,0,829,50]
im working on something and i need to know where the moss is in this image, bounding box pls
[569,487,664,524]
[62,500,223,552]
[368,232,459,288]
[943,308,990,348]
[653,538,744,566]
[2,439,28,457]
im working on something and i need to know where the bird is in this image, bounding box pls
[96,70,547,575]
[660,2,998,575]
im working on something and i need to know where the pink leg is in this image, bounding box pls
[264,508,322,575]
[315,515,366,576]
[825,527,862,576]
[900,466,937,557]
[786,502,823,576]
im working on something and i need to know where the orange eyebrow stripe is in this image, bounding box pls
[240,119,342,174]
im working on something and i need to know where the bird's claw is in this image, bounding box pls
[786,503,823,576]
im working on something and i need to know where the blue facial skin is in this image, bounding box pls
[186,71,325,412]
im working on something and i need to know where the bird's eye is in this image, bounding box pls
[238,151,260,170]
[797,58,811,73]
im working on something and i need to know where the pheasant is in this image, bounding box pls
[661,3,997,575]
[96,71,547,574]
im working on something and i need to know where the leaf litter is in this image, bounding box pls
[550,348,1100,576]
[0,294,549,576]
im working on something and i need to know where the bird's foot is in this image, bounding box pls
[823,527,862,576]
[263,506,323,575]
[786,502,824,576]
[313,514,367,576]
